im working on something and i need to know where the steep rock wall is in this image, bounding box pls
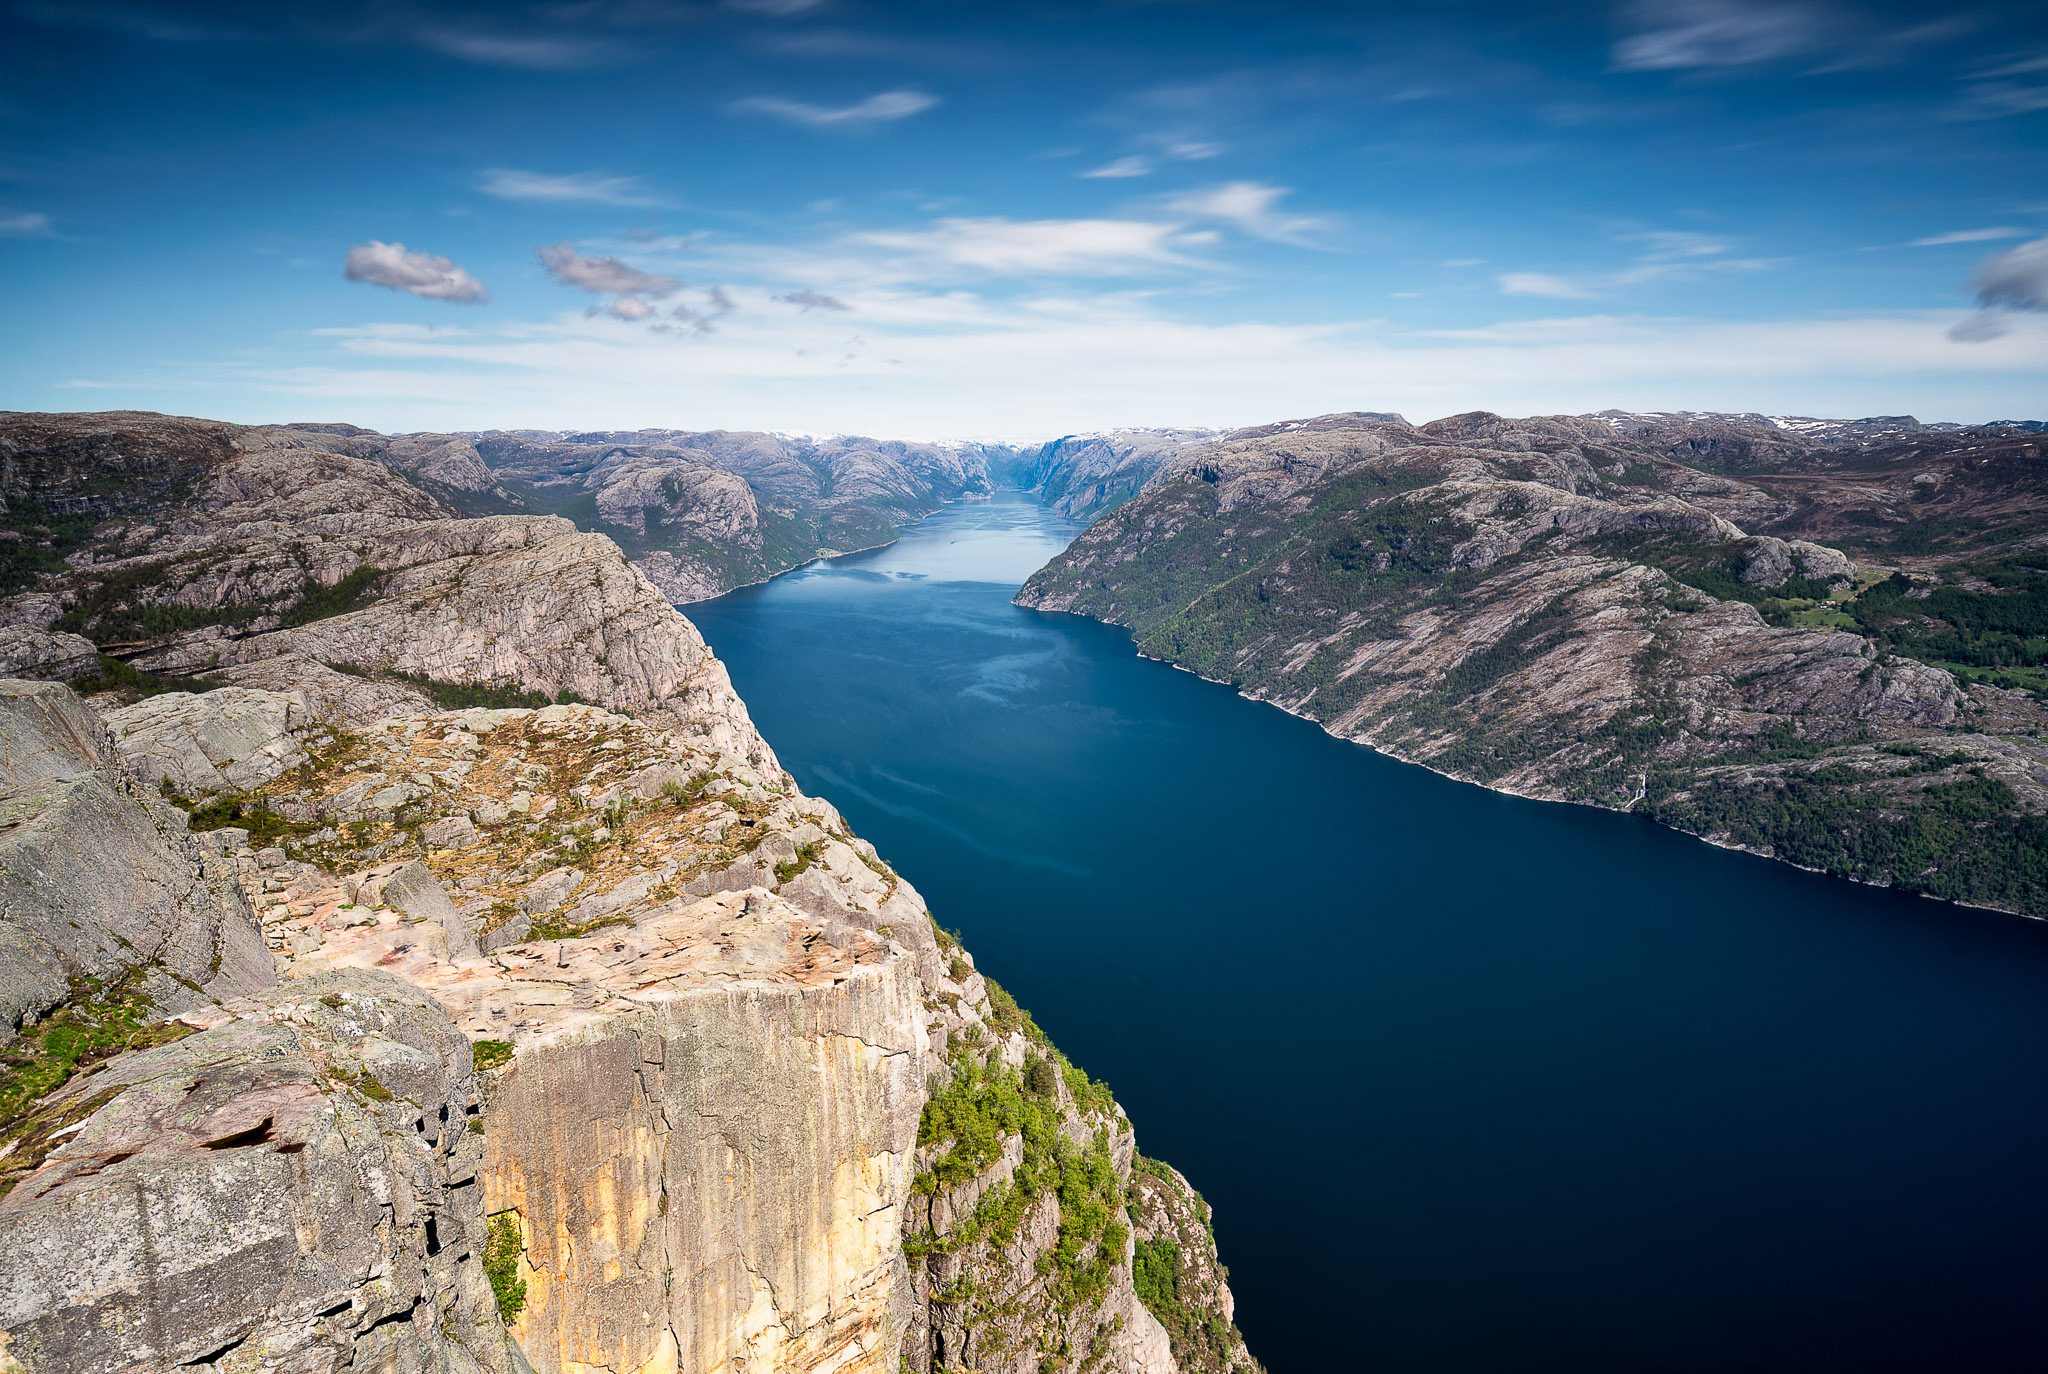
[483,970,926,1374]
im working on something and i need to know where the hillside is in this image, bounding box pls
[471,428,1024,601]
[1019,410,2048,918]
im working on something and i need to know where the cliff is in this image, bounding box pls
[1019,410,2048,918]
[0,410,1255,1374]
[989,430,1218,521]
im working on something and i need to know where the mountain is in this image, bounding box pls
[1018,409,2048,918]
[989,429,1222,520]
[469,428,1030,602]
[0,410,1257,1374]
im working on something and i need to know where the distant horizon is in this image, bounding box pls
[4,400,2040,448]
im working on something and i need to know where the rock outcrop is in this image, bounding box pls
[0,680,270,1037]
[0,967,530,1374]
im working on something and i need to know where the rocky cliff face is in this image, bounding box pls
[991,430,1216,521]
[1019,410,2048,918]
[0,680,270,1039]
[0,967,530,1374]
[0,409,1254,1374]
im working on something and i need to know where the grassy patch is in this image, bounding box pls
[471,1039,515,1073]
[484,1212,528,1321]
[0,969,194,1136]
[773,839,822,884]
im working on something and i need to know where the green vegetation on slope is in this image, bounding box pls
[484,1212,528,1321]
[0,968,195,1137]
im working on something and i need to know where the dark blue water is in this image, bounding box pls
[688,492,2048,1374]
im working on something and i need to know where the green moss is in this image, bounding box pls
[329,1067,395,1103]
[774,839,822,884]
[526,912,631,941]
[484,1212,528,1321]
[0,968,194,1134]
[471,1039,515,1073]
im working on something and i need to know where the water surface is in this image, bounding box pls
[688,492,2048,1374]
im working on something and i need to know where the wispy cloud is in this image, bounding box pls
[343,241,488,303]
[1164,182,1325,244]
[1611,230,1772,283]
[852,217,1199,276]
[776,289,851,311]
[1912,227,2028,247]
[412,28,627,70]
[1611,0,1971,75]
[661,286,738,336]
[271,303,2048,439]
[1498,272,1594,299]
[537,243,681,297]
[0,212,55,237]
[1949,235,2048,342]
[1612,0,1829,71]
[1082,156,1152,180]
[729,89,940,127]
[477,169,662,207]
[1500,232,1772,297]
[1949,76,2048,120]
[724,0,829,14]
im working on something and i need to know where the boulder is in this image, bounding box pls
[104,687,309,798]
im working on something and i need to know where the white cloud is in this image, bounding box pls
[1082,156,1152,179]
[1164,182,1324,244]
[537,243,681,297]
[1501,232,1772,296]
[1911,227,2026,247]
[250,303,2048,439]
[601,296,659,321]
[478,169,661,207]
[852,217,1199,276]
[1498,272,1592,299]
[0,211,53,236]
[343,241,489,303]
[729,89,939,127]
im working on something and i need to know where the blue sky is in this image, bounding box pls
[1,0,2044,436]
